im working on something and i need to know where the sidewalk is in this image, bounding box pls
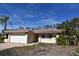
[0,42,39,51]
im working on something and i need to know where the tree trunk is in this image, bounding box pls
[3,22,7,33]
[4,23,7,30]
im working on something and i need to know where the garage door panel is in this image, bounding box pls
[10,35,27,44]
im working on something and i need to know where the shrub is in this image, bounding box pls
[57,35,66,45]
[68,35,78,46]
[75,48,79,53]
[0,36,5,43]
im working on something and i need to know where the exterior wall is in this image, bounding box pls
[4,32,38,44]
[4,39,9,42]
[38,35,59,44]
[4,34,10,43]
[27,31,38,44]
[4,31,60,44]
[4,34,28,44]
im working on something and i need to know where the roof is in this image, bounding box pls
[4,29,65,34]
[33,29,65,34]
[4,29,29,33]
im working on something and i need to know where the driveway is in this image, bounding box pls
[0,43,26,50]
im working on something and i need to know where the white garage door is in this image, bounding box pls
[10,35,27,44]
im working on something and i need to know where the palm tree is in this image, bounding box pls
[0,16,9,32]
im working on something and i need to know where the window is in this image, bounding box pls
[49,34,52,38]
[42,34,52,38]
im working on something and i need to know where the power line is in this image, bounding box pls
[2,4,26,27]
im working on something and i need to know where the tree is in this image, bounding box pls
[56,17,79,45]
[0,16,9,32]
[19,27,25,29]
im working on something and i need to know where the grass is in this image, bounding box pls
[0,40,4,43]
[72,48,79,56]
[75,48,79,53]
[37,43,53,46]
[0,43,53,56]
[0,43,77,56]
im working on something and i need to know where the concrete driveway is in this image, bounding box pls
[0,43,26,50]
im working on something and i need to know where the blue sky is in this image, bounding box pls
[0,3,79,30]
